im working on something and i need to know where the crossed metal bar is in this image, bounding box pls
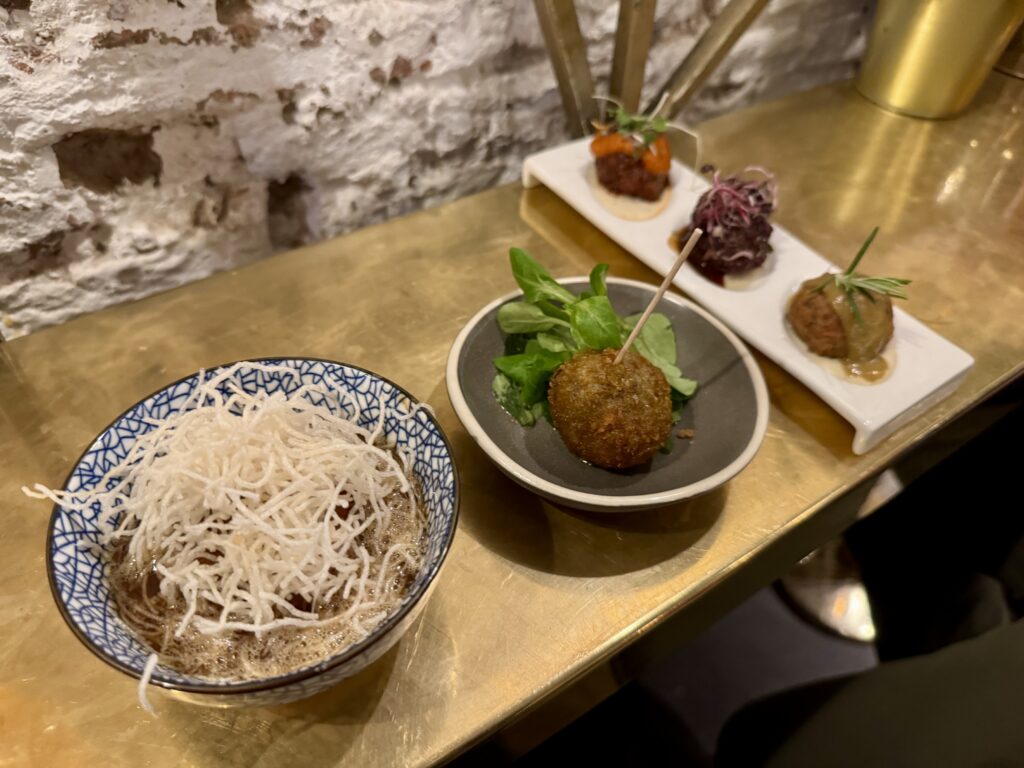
[534,0,769,137]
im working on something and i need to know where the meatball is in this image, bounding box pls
[595,153,669,202]
[548,348,672,469]
[787,280,848,358]
[682,215,773,285]
[787,276,895,360]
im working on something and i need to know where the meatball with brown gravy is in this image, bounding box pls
[787,275,894,360]
[548,348,672,470]
[786,280,849,357]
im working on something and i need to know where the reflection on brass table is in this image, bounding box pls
[779,539,876,643]
[2,75,1023,767]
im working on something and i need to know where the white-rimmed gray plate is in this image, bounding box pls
[445,277,769,512]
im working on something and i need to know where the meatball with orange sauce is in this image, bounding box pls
[591,133,670,202]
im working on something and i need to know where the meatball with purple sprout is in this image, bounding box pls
[677,165,777,285]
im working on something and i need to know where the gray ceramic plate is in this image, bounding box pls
[446,277,769,512]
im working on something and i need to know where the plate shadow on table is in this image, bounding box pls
[162,605,455,767]
[449,418,726,578]
[537,489,725,579]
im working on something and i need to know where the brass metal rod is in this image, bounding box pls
[645,0,769,119]
[609,0,657,112]
[534,0,597,137]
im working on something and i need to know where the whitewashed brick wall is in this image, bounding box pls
[0,0,866,338]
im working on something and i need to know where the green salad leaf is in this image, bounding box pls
[631,312,676,364]
[567,295,622,350]
[497,301,570,334]
[503,333,527,355]
[534,330,574,353]
[578,263,609,300]
[588,263,609,297]
[509,247,577,306]
[625,313,698,398]
[536,299,571,323]
[492,374,545,427]
[492,248,699,430]
[494,339,572,406]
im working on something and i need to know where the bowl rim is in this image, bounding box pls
[445,276,769,510]
[45,356,460,695]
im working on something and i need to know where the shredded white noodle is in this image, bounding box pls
[25,362,428,708]
[138,652,159,716]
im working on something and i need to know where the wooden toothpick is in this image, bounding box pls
[614,228,703,365]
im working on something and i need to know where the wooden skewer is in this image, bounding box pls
[614,228,703,365]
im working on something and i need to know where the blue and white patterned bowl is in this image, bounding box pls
[46,358,459,707]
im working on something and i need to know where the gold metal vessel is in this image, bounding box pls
[857,0,1024,118]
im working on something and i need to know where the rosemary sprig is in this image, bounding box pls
[811,227,911,323]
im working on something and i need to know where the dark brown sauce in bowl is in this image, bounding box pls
[107,486,425,681]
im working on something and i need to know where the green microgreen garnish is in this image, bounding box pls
[591,94,685,149]
[811,227,911,323]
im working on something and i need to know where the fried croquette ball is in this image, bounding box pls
[547,348,672,469]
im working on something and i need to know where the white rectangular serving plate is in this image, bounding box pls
[523,138,974,454]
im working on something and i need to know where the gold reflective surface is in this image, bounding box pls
[2,75,1023,767]
[857,0,1024,118]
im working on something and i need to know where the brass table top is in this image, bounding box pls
[2,75,1022,767]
